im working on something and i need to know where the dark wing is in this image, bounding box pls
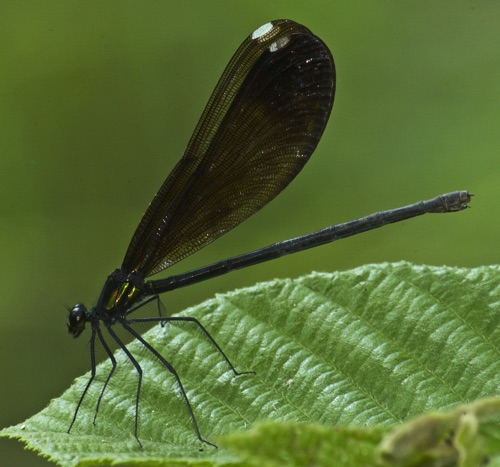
[122,19,335,277]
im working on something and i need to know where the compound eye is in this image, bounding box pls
[67,303,88,338]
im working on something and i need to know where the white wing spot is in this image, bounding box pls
[251,22,273,40]
[269,35,290,52]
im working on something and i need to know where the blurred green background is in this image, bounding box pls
[1,1,498,465]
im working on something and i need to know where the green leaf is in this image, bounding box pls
[378,397,500,466]
[220,420,388,466]
[220,399,500,467]
[2,262,500,466]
